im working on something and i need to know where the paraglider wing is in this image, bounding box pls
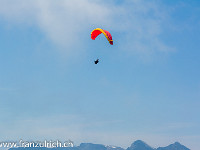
[91,28,113,45]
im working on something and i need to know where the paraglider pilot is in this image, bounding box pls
[94,59,99,64]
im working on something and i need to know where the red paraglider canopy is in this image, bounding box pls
[91,28,113,45]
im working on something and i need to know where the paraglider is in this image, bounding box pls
[94,59,99,64]
[91,28,113,45]
[91,28,113,64]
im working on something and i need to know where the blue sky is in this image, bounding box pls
[0,0,200,150]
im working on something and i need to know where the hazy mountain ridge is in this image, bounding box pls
[8,140,190,150]
[157,142,190,150]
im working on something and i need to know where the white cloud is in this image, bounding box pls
[0,0,112,56]
[0,0,173,59]
[110,0,174,60]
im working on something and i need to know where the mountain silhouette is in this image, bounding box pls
[8,140,190,150]
[127,140,154,150]
[157,142,190,150]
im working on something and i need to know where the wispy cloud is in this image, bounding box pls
[111,0,174,60]
[0,0,173,59]
[0,0,111,54]
[154,122,198,131]
[0,114,198,149]
[0,114,122,144]
[0,87,16,91]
